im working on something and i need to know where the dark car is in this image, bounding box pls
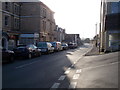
[37,42,54,54]
[68,43,77,49]
[2,49,15,63]
[13,44,41,59]
[61,43,68,50]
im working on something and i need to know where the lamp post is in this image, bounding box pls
[95,23,97,47]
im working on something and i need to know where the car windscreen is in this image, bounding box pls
[62,43,67,46]
[51,42,56,47]
[16,47,27,52]
[37,43,47,48]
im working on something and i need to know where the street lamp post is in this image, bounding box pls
[95,23,97,47]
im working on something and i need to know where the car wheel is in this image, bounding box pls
[28,53,32,59]
[10,55,14,62]
[38,52,41,56]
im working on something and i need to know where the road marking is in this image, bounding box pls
[76,69,82,73]
[51,83,60,88]
[73,74,80,79]
[71,64,74,67]
[64,70,70,74]
[69,82,77,88]
[74,62,76,64]
[68,67,71,70]
[16,60,40,69]
[58,75,66,80]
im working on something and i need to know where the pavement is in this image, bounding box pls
[73,51,119,88]
[85,45,101,56]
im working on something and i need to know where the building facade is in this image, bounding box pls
[100,0,120,52]
[1,2,20,50]
[19,2,56,45]
[64,34,82,46]
[40,2,56,42]
[19,2,41,45]
[54,25,66,42]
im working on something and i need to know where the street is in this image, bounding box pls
[2,43,119,88]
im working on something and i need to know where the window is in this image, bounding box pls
[5,16,9,26]
[14,18,19,28]
[5,2,9,11]
[14,3,19,15]
[42,21,46,30]
[111,2,120,13]
[43,8,46,18]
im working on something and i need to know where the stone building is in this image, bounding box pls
[40,2,56,42]
[54,25,66,42]
[1,2,20,50]
[19,2,41,45]
[100,0,120,52]
[19,2,56,45]
[64,34,82,46]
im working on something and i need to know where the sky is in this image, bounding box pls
[40,0,101,39]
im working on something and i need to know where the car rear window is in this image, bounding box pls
[17,47,26,51]
[51,42,56,46]
[37,43,47,48]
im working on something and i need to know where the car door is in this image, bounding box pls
[30,45,36,56]
[2,49,9,60]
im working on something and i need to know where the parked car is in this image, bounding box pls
[37,42,54,54]
[2,49,15,63]
[73,43,78,48]
[51,42,62,51]
[68,43,77,49]
[61,43,68,50]
[13,44,41,59]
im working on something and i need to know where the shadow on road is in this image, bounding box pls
[2,47,79,88]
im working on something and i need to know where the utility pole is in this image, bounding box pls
[99,23,101,52]
[95,23,97,47]
[95,23,97,36]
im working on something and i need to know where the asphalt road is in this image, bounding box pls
[2,43,119,89]
[2,43,92,88]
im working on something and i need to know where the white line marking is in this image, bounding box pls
[64,70,70,74]
[58,75,66,80]
[73,74,80,79]
[76,69,82,73]
[71,64,74,67]
[74,62,76,64]
[51,83,60,88]
[16,60,40,69]
[69,82,77,88]
[68,67,71,70]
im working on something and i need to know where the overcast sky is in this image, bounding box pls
[40,0,101,39]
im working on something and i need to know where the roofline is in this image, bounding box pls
[40,1,55,13]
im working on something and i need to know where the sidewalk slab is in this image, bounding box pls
[75,51,119,88]
[85,46,100,56]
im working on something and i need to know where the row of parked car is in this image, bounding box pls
[2,42,78,63]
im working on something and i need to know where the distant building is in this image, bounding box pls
[100,0,120,52]
[54,25,66,42]
[64,34,82,46]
